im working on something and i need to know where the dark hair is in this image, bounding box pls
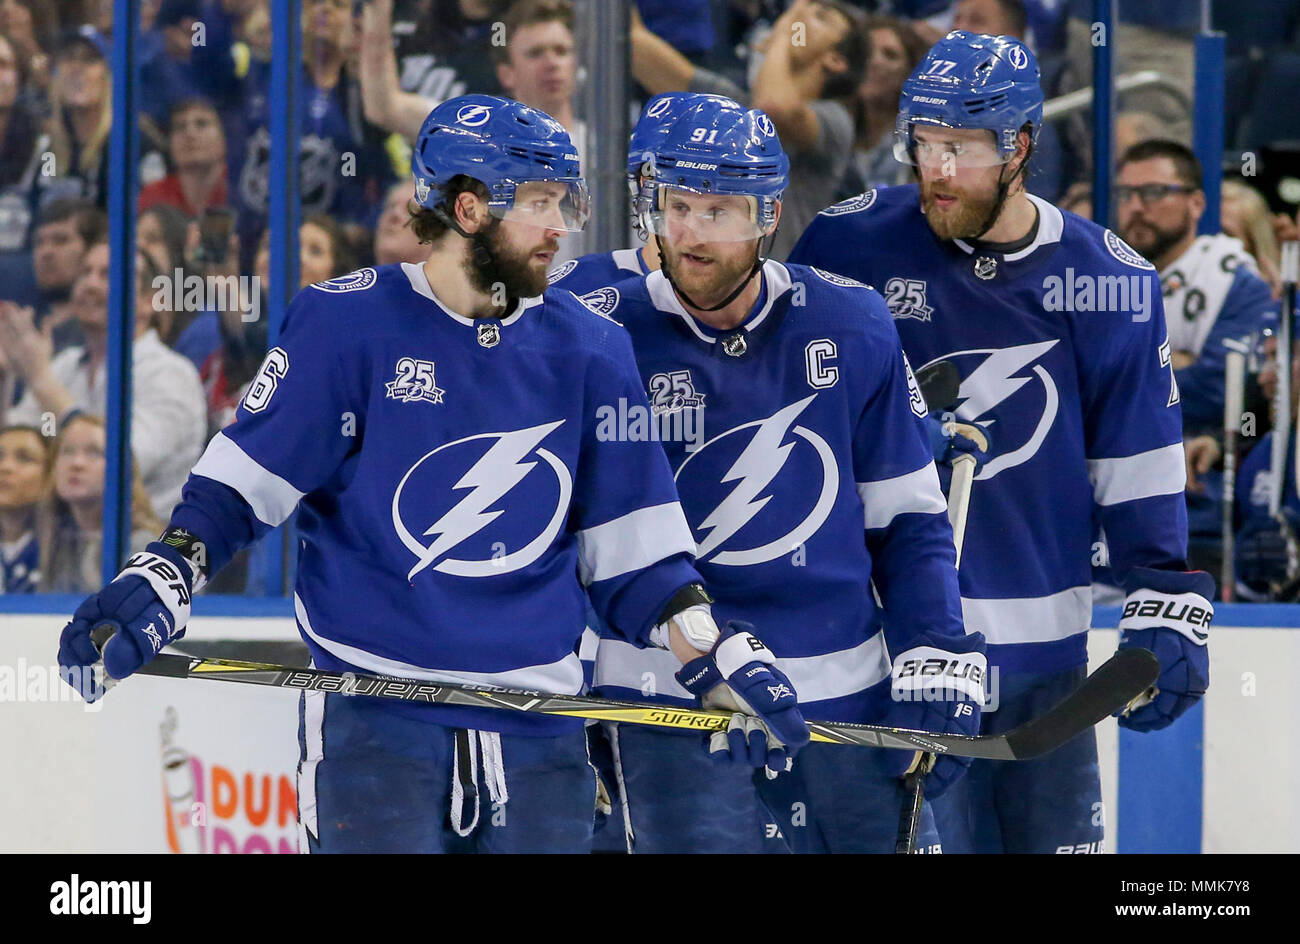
[817,1,871,101]
[35,197,108,245]
[861,14,929,74]
[0,28,32,87]
[301,212,358,278]
[1117,138,1203,190]
[139,203,190,271]
[167,96,221,133]
[406,175,492,245]
[491,0,573,66]
[989,0,1029,40]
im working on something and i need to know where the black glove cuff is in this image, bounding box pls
[657,582,714,625]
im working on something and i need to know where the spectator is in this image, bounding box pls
[372,179,426,266]
[26,197,108,349]
[0,422,49,593]
[951,0,1028,37]
[0,243,208,520]
[843,15,927,195]
[41,30,112,209]
[1221,178,1284,296]
[139,1,242,140]
[0,0,55,95]
[1116,140,1278,433]
[232,0,394,260]
[35,413,163,594]
[1232,335,1300,600]
[631,0,869,259]
[138,98,231,219]
[137,203,192,342]
[0,28,43,251]
[390,0,506,106]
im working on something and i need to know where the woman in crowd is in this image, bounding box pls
[1221,179,1283,297]
[0,423,49,593]
[37,413,162,594]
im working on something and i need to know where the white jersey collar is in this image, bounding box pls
[952,193,1064,261]
[611,247,650,276]
[401,261,542,327]
[646,259,793,344]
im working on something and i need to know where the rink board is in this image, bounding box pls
[1,598,1296,853]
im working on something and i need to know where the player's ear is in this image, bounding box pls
[453,190,487,232]
[1189,186,1207,224]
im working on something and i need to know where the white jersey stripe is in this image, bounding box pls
[857,464,948,530]
[593,632,891,704]
[577,501,696,584]
[294,594,586,694]
[191,431,305,527]
[1088,442,1186,506]
[960,586,1092,646]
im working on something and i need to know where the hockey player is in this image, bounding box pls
[589,94,986,853]
[789,32,1215,853]
[55,94,808,854]
[547,92,691,296]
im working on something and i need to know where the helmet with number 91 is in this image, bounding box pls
[894,31,1043,171]
[638,96,789,244]
[411,94,590,234]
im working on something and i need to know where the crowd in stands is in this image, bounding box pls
[1,0,1299,598]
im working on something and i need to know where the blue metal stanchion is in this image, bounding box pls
[103,3,140,584]
[263,0,302,596]
[1194,31,1226,234]
[1091,0,1115,229]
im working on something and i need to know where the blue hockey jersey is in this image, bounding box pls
[790,186,1189,675]
[169,263,702,734]
[547,246,652,295]
[589,259,969,724]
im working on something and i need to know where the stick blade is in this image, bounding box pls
[1003,648,1159,760]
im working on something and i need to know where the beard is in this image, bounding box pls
[660,240,759,308]
[919,177,1003,241]
[464,219,555,307]
[1120,212,1192,265]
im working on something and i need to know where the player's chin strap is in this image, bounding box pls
[655,229,777,313]
[449,728,509,837]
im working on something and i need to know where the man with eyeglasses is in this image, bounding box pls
[1116,140,1278,581]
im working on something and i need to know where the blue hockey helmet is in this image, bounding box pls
[639,95,789,242]
[894,31,1043,168]
[411,94,589,232]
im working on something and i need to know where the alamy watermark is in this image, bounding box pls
[1042,268,1152,322]
[152,269,262,323]
[595,397,705,452]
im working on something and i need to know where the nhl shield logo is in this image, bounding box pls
[722,333,748,357]
[973,256,998,280]
[477,322,501,348]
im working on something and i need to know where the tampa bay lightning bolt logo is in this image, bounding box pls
[920,340,1060,480]
[675,396,838,566]
[547,259,578,284]
[576,287,621,318]
[455,103,492,127]
[819,190,878,217]
[646,96,675,118]
[311,268,377,293]
[755,114,776,137]
[391,421,572,579]
[1007,45,1029,70]
[1104,230,1155,270]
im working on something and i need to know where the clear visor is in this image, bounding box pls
[893,123,1011,169]
[647,186,769,243]
[491,179,591,233]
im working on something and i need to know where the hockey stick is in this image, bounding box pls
[1221,344,1247,602]
[91,629,1156,760]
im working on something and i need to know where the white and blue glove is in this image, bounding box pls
[1115,566,1214,732]
[675,620,810,774]
[57,543,198,702]
[882,633,987,799]
[925,412,993,470]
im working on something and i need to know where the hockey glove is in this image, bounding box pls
[925,413,993,470]
[57,543,197,702]
[1115,567,1213,732]
[881,633,987,799]
[1235,510,1300,599]
[675,620,809,773]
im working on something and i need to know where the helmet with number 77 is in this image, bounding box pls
[894,31,1043,169]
